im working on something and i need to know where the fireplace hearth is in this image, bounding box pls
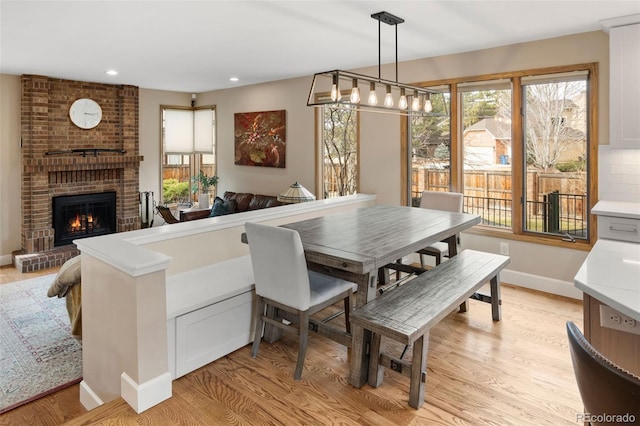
[53,192,117,246]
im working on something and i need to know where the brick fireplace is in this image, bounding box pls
[15,75,143,272]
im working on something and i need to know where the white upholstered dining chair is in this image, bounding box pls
[417,190,464,267]
[245,221,357,380]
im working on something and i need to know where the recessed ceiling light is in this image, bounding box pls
[106,70,118,76]
[229,77,239,82]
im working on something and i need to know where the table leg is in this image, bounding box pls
[368,333,383,388]
[377,267,390,285]
[355,271,378,308]
[349,324,371,388]
[409,332,429,409]
[490,274,502,321]
[448,236,470,313]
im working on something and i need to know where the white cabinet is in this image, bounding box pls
[602,15,640,148]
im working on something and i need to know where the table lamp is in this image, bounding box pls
[277,182,316,203]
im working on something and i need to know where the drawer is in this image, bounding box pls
[598,216,640,243]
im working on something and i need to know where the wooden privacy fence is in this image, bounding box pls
[412,168,585,209]
[412,167,587,236]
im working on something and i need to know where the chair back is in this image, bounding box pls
[156,205,180,224]
[419,190,463,213]
[245,222,311,311]
[566,321,640,424]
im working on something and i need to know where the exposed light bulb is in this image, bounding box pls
[350,88,360,103]
[411,91,420,111]
[384,85,394,107]
[331,74,341,102]
[424,97,433,113]
[331,85,340,101]
[368,82,378,105]
[350,79,360,103]
[398,88,408,110]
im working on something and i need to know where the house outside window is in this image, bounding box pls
[404,64,596,246]
[161,106,216,206]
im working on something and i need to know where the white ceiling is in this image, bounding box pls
[1,1,639,93]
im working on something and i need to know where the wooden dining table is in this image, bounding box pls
[280,204,482,308]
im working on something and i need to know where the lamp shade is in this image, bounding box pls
[277,182,316,203]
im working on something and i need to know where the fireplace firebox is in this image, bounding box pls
[53,192,117,247]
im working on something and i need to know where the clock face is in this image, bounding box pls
[69,98,102,129]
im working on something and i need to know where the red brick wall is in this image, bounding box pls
[21,75,143,253]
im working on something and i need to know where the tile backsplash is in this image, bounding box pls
[598,145,640,203]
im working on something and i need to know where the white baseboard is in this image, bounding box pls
[121,372,172,414]
[406,254,583,300]
[500,269,582,300]
[0,254,13,267]
[79,380,103,411]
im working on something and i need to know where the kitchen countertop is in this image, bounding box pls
[574,239,640,321]
[592,200,640,219]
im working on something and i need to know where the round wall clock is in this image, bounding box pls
[69,98,102,129]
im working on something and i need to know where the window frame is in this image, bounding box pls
[402,63,598,250]
[160,105,217,206]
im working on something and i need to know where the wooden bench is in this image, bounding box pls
[166,255,255,379]
[349,249,510,409]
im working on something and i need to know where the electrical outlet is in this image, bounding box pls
[609,312,622,324]
[499,242,509,255]
[600,305,640,335]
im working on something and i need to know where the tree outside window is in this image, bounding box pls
[409,92,451,206]
[320,106,358,198]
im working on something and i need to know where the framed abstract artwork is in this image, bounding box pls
[234,110,286,168]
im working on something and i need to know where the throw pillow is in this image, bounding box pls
[210,197,236,217]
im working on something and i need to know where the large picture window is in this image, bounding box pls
[521,73,588,240]
[404,64,596,247]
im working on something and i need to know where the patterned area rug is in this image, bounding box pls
[0,274,82,414]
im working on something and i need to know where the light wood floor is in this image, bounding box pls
[0,265,584,425]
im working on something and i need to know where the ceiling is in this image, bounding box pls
[1,1,639,93]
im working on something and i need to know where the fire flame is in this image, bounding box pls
[69,213,95,232]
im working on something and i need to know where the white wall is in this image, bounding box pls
[196,77,317,198]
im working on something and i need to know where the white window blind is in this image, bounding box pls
[164,107,215,154]
[194,108,214,154]
[457,79,511,92]
[164,109,194,154]
[521,70,588,85]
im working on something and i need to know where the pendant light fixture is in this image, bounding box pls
[307,11,442,116]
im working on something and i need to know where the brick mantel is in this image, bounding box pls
[17,75,143,271]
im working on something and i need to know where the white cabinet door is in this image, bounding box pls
[610,23,640,148]
[174,291,254,378]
